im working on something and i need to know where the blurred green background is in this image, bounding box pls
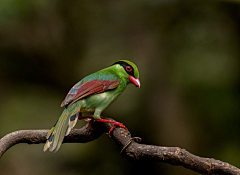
[0,0,240,175]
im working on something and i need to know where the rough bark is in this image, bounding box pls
[0,119,239,175]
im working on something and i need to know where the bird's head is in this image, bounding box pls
[112,60,140,88]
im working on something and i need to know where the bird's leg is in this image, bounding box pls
[95,118,128,137]
[78,115,105,130]
[78,116,128,136]
[78,115,94,130]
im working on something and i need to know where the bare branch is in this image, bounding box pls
[0,125,103,157]
[0,119,239,175]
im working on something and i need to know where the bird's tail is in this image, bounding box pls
[43,102,82,152]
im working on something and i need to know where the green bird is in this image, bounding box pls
[44,60,140,152]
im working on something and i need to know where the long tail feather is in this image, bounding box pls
[53,104,81,152]
[43,132,54,152]
[65,105,81,136]
[43,121,57,152]
[43,102,82,152]
[49,111,69,152]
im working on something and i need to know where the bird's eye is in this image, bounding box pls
[126,66,132,72]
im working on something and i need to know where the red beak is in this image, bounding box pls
[129,75,140,88]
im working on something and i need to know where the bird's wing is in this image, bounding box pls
[44,78,119,152]
[61,79,119,107]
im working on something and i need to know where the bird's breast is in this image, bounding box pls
[81,91,117,111]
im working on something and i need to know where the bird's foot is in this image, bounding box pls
[78,116,128,136]
[78,116,94,130]
[95,119,128,137]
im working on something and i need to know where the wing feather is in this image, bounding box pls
[61,79,119,108]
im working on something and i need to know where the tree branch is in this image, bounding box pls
[0,119,239,175]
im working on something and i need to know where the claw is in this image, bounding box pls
[78,116,94,130]
[95,119,128,137]
[78,116,128,136]
[108,126,116,137]
[88,119,94,130]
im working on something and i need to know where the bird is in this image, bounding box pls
[43,60,140,152]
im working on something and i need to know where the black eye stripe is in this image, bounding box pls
[113,61,134,77]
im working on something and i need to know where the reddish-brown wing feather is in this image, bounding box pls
[63,80,119,108]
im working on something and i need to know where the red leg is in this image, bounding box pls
[95,119,128,137]
[88,119,94,130]
[78,116,94,130]
[78,116,128,136]
[108,125,117,136]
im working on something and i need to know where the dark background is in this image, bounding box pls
[0,1,239,175]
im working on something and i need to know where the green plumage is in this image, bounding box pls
[44,60,140,152]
